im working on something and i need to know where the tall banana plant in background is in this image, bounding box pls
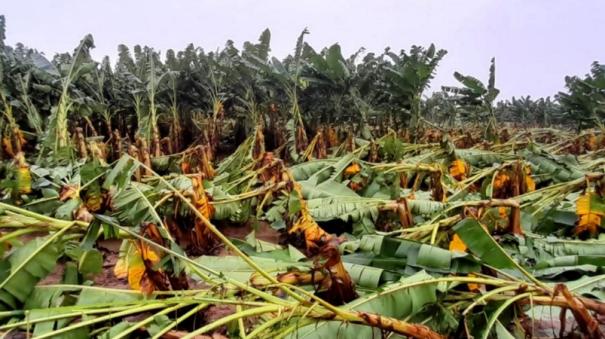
[537,96,562,126]
[92,56,116,137]
[1,18,62,159]
[117,45,170,156]
[0,15,22,158]
[557,62,605,131]
[289,29,309,149]
[423,91,458,127]
[247,29,310,160]
[204,48,230,154]
[139,48,167,156]
[350,52,390,133]
[502,96,538,125]
[384,44,446,141]
[14,71,47,137]
[443,57,500,140]
[303,43,353,127]
[162,44,212,148]
[237,29,271,134]
[494,96,564,126]
[163,56,182,153]
[113,44,141,137]
[44,34,96,158]
[279,29,310,160]
[0,20,58,151]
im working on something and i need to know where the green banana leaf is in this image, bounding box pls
[0,236,60,310]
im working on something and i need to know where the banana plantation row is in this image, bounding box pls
[1,15,604,164]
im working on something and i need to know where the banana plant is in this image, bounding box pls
[113,44,141,136]
[235,29,272,133]
[44,34,96,158]
[384,44,447,141]
[424,91,459,127]
[443,58,500,140]
[117,45,171,157]
[303,43,354,126]
[140,48,165,156]
[350,51,391,133]
[245,29,310,161]
[558,62,605,131]
[14,71,46,136]
[0,16,25,159]
[0,57,22,158]
[88,56,117,138]
[0,24,58,148]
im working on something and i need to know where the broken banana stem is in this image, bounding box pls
[461,198,520,208]
[380,200,413,228]
[519,295,605,316]
[351,311,444,339]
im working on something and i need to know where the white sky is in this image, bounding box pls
[3,0,604,99]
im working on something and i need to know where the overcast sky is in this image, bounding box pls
[3,0,604,99]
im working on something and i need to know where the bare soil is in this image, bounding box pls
[32,225,279,337]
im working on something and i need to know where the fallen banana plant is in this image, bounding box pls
[1,127,605,338]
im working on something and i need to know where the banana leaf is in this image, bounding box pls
[453,218,518,271]
[23,285,145,339]
[341,235,480,276]
[102,155,138,190]
[0,236,60,310]
[299,179,359,199]
[289,271,451,338]
[306,197,381,222]
[456,149,514,167]
[190,255,310,283]
[522,144,583,182]
[290,159,336,181]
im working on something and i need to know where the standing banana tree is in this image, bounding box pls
[141,48,166,157]
[14,71,47,137]
[205,47,231,154]
[88,56,117,138]
[303,43,354,127]
[118,45,169,157]
[0,23,58,151]
[0,17,21,158]
[351,51,391,134]
[385,44,446,141]
[236,29,272,134]
[246,29,310,160]
[536,96,562,126]
[113,44,141,137]
[45,34,96,158]
[443,57,500,140]
[557,62,605,131]
[499,96,537,125]
[424,91,458,127]
[494,95,563,127]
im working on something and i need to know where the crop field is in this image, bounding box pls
[1,15,605,338]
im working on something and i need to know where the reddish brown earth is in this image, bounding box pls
[39,239,128,288]
[219,221,281,243]
[32,223,279,337]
